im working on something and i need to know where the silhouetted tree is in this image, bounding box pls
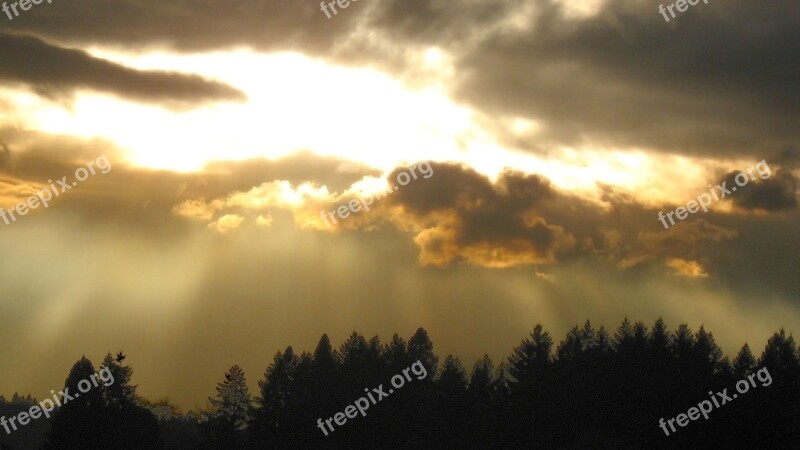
[204,365,251,448]
[733,343,758,376]
[100,352,136,407]
[250,347,299,448]
[45,354,161,449]
[508,324,552,385]
[754,330,800,447]
[507,323,554,446]
[408,328,438,378]
[32,322,800,449]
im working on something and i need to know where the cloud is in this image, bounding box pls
[207,214,244,234]
[448,0,800,158]
[0,131,374,234]
[226,181,331,210]
[611,219,739,270]
[173,198,223,221]
[665,258,708,278]
[255,214,273,227]
[385,164,576,267]
[5,0,798,160]
[0,0,349,53]
[0,32,246,108]
[166,160,793,278]
[721,168,798,212]
[1,128,795,295]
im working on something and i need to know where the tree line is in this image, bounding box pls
[1,318,798,448]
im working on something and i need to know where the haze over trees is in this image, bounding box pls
[1,319,798,449]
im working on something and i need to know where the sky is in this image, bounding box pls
[0,0,798,410]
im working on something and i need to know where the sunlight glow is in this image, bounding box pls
[27,50,474,173]
[1,48,744,209]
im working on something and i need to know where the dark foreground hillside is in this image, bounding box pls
[2,318,798,449]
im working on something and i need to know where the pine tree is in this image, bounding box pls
[692,326,724,375]
[384,333,411,371]
[760,329,800,372]
[613,317,634,351]
[339,332,383,392]
[595,326,611,351]
[100,352,136,407]
[312,334,339,376]
[732,343,757,377]
[649,318,672,364]
[408,328,439,379]
[671,323,695,361]
[438,356,468,391]
[556,325,584,361]
[257,347,299,419]
[46,355,160,449]
[311,334,340,423]
[469,355,495,392]
[252,347,299,447]
[209,365,251,431]
[508,324,552,384]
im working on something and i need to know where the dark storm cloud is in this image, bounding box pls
[381,163,749,271]
[372,162,796,298]
[0,33,245,107]
[450,0,800,158]
[0,0,355,53]
[381,163,573,267]
[718,169,798,212]
[366,0,520,45]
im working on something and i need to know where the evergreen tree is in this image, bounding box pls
[507,324,554,446]
[508,323,552,384]
[671,323,695,360]
[595,326,612,354]
[209,365,251,431]
[312,334,339,379]
[759,329,800,376]
[384,333,411,372]
[649,318,673,371]
[100,352,136,407]
[431,356,469,447]
[732,343,757,376]
[468,355,494,393]
[251,347,299,447]
[691,326,724,376]
[755,330,800,447]
[408,328,438,379]
[45,354,160,449]
[29,321,800,448]
[310,334,340,434]
[613,317,634,352]
[45,356,103,449]
[437,356,468,393]
[556,324,584,361]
